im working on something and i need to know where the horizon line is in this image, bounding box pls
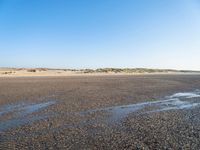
[1,67,200,72]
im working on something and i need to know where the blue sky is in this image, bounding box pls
[0,0,200,70]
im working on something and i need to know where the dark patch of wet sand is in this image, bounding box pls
[1,75,200,149]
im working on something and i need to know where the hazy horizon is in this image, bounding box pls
[0,0,200,70]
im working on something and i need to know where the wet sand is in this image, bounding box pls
[1,75,200,149]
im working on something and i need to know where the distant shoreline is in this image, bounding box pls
[0,68,200,77]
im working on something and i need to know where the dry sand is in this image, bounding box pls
[0,68,197,77]
[0,68,80,77]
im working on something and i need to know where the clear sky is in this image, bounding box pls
[0,0,200,70]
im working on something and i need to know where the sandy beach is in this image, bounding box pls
[0,68,198,77]
[1,74,200,149]
[1,0,200,149]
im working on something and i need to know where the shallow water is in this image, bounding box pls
[82,89,200,123]
[1,90,200,132]
[169,90,200,98]
[0,101,55,131]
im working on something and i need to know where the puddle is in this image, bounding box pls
[81,89,200,123]
[169,90,200,99]
[0,114,52,132]
[0,101,55,132]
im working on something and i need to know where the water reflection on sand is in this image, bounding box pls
[0,101,55,131]
[82,89,200,123]
[1,89,200,132]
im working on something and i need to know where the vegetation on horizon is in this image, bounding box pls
[79,68,177,74]
[1,67,200,75]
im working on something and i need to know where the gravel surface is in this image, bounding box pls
[1,74,200,149]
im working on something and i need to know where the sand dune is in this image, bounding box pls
[0,68,198,77]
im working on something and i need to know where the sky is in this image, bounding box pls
[0,0,200,70]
